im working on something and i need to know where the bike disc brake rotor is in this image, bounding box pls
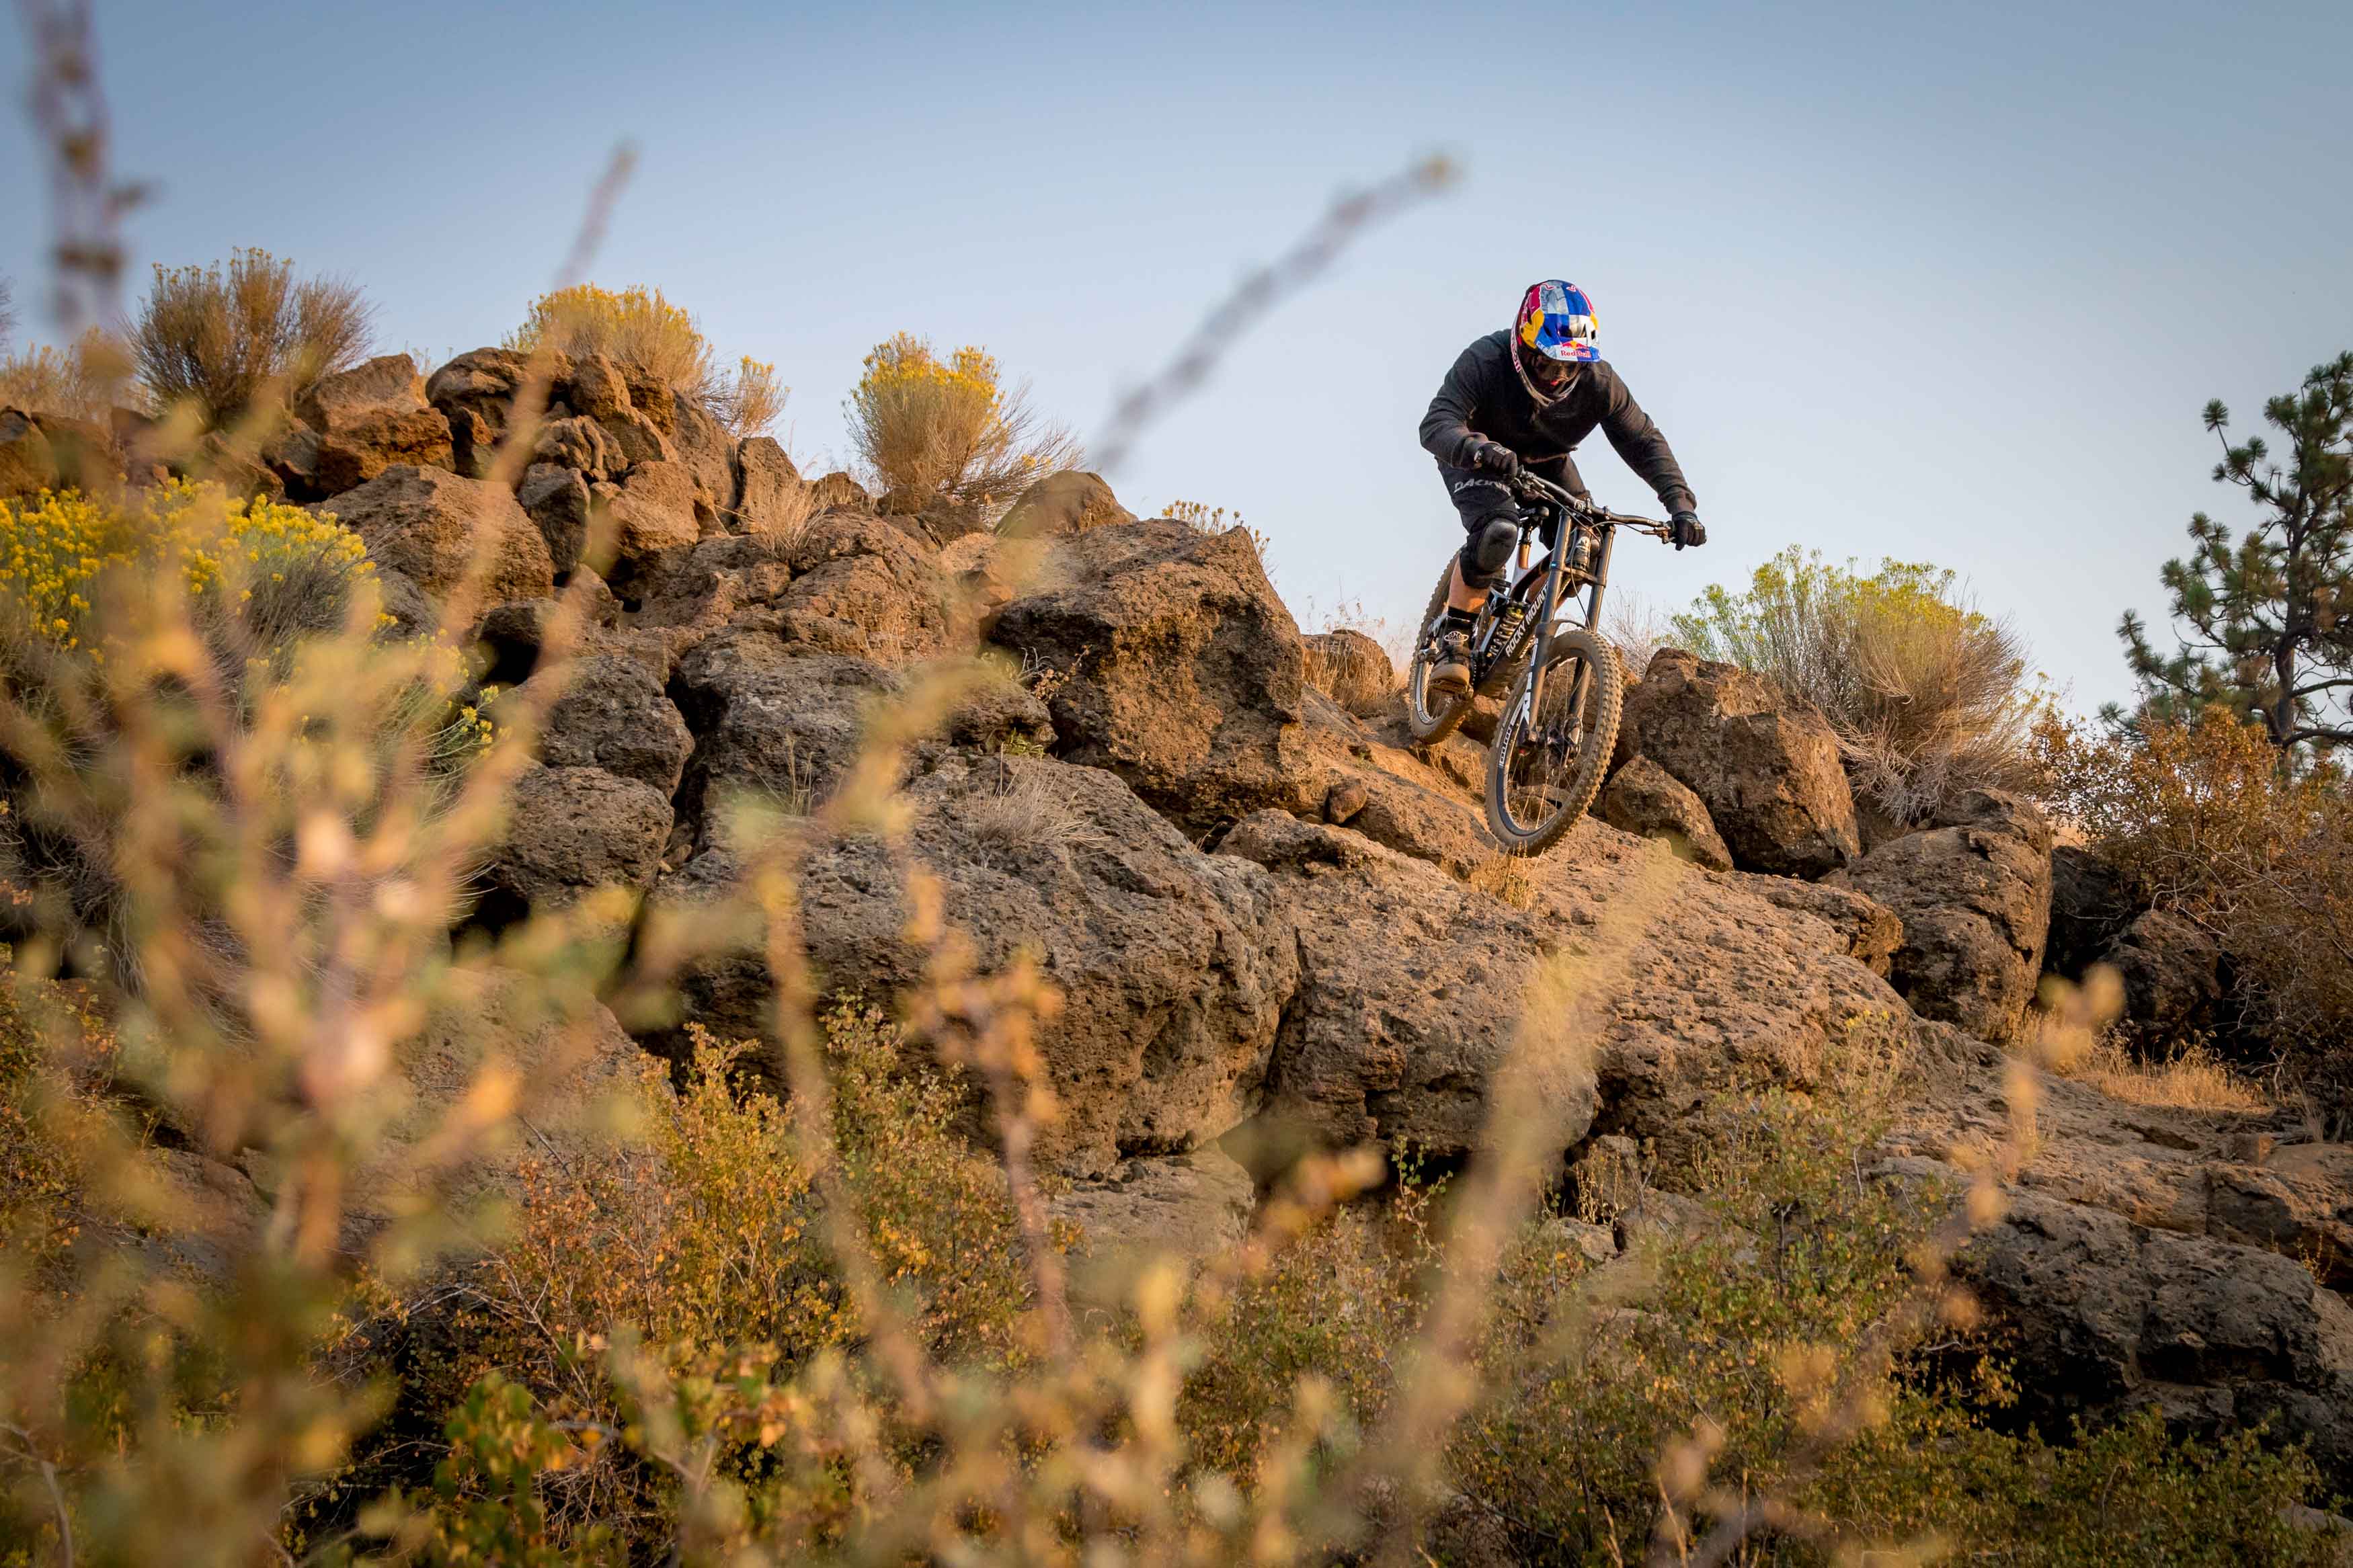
[1501,656,1590,834]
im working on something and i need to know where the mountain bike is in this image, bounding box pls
[1404,472,1671,856]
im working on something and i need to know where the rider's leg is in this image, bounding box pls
[1445,469,1521,603]
[1445,556,1485,614]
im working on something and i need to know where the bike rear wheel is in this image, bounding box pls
[1406,559,1472,743]
[1484,625,1622,856]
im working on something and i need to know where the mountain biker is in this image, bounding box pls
[1419,280,1705,693]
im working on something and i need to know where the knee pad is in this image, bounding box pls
[1459,517,1519,589]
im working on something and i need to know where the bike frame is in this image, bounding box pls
[1485,472,1659,731]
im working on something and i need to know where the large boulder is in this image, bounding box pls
[1621,649,1860,878]
[997,470,1134,540]
[294,354,453,495]
[770,514,951,661]
[653,387,740,522]
[988,518,1316,829]
[523,651,694,794]
[323,465,554,602]
[1827,789,2052,1040]
[424,347,537,477]
[2046,843,2141,984]
[478,764,672,913]
[1732,872,1904,976]
[2101,907,2225,1042]
[516,462,594,576]
[596,459,703,587]
[666,753,1300,1178]
[1217,811,1595,1162]
[668,629,903,837]
[1597,755,1734,871]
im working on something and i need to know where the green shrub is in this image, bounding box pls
[1677,547,2040,826]
[130,248,374,425]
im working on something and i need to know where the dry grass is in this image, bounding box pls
[2076,1036,2271,1112]
[847,333,1078,515]
[965,763,1106,866]
[1304,626,1394,715]
[2031,967,2271,1112]
[131,247,374,423]
[1603,587,1677,676]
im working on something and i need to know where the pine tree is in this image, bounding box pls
[2120,351,2353,757]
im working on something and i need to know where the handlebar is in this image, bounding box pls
[1509,469,1672,539]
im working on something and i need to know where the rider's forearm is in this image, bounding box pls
[1418,407,1481,468]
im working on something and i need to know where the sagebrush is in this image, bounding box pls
[847,332,1078,515]
[1677,546,2042,826]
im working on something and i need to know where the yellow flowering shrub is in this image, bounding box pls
[505,284,781,436]
[846,331,1078,514]
[0,480,371,656]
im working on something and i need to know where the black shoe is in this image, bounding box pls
[1429,628,1472,694]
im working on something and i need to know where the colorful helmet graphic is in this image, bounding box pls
[1515,280,1600,364]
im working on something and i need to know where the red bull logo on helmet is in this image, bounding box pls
[1519,279,1601,362]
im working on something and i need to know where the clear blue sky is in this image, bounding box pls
[5,1,2348,713]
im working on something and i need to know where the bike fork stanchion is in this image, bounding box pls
[1521,528,1568,753]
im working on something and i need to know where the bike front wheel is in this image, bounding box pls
[1484,625,1622,856]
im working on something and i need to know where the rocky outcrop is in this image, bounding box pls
[1734,873,1904,976]
[1597,755,1734,871]
[1827,789,2052,1040]
[733,437,808,536]
[988,518,1315,831]
[1053,1146,1258,1272]
[1621,649,1860,878]
[1,406,124,501]
[293,354,454,495]
[670,630,902,836]
[424,348,529,476]
[523,651,694,794]
[323,464,554,602]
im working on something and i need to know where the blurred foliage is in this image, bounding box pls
[0,328,136,423]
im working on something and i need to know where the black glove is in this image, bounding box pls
[1670,510,1706,550]
[1467,439,1521,479]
